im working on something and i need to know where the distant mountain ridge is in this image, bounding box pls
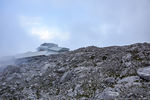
[0,43,69,72]
[15,43,70,59]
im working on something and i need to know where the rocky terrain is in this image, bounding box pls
[0,43,150,100]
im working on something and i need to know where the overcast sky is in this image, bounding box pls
[0,0,150,57]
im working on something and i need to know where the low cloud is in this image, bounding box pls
[19,16,70,41]
[0,0,150,56]
[31,26,70,41]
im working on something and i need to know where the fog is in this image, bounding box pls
[0,0,150,57]
[0,56,17,72]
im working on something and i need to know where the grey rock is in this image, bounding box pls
[55,67,66,73]
[137,66,150,81]
[0,43,150,100]
[67,88,74,97]
[105,77,115,83]
[97,88,119,100]
[60,70,73,83]
[117,76,140,84]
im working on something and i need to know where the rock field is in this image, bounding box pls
[0,43,150,100]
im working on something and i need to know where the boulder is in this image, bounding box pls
[137,66,150,81]
[97,88,119,100]
[105,77,115,83]
[117,76,140,84]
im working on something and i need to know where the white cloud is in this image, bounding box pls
[31,27,50,40]
[31,26,70,41]
[19,15,70,41]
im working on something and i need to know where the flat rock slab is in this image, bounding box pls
[137,66,150,81]
[117,76,140,84]
[60,70,73,83]
[97,89,119,100]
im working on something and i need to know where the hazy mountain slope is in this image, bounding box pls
[0,43,150,100]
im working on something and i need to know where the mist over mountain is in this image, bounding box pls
[0,0,150,99]
[0,43,69,72]
[0,0,150,57]
[0,43,150,100]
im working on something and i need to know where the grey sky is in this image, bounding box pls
[0,0,150,57]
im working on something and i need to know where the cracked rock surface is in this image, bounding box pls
[0,43,150,100]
